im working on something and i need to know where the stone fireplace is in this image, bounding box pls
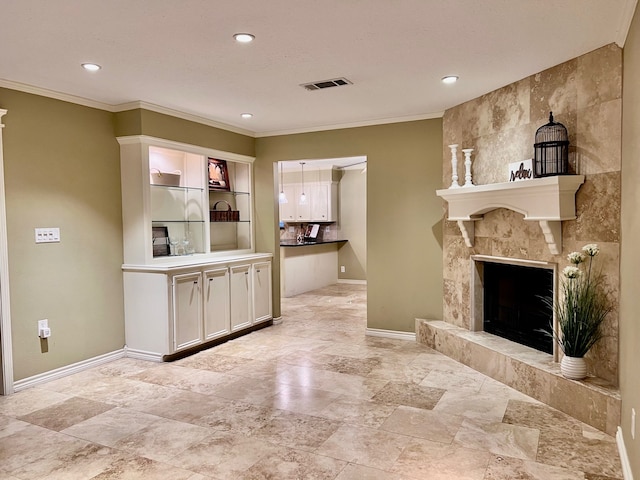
[417,44,622,434]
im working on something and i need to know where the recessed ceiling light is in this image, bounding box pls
[234,33,255,43]
[81,63,102,72]
[241,113,253,119]
[442,75,459,84]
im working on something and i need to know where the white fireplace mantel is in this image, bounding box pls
[436,175,585,255]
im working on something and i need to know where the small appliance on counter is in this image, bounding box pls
[304,224,320,243]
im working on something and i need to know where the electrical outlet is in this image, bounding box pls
[325,226,330,233]
[340,265,346,273]
[632,408,636,440]
[37,319,51,338]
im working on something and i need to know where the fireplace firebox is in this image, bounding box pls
[483,262,553,354]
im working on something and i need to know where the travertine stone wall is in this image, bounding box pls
[441,44,621,385]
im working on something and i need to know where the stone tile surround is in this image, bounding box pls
[441,43,622,384]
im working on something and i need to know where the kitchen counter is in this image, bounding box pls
[280,239,347,247]
[279,239,347,297]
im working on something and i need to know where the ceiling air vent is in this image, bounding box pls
[301,77,352,91]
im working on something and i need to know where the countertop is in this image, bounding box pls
[280,239,348,247]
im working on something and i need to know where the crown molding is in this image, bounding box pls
[0,78,444,138]
[0,78,114,111]
[111,101,255,137]
[615,0,638,47]
[0,79,255,137]
[255,111,444,138]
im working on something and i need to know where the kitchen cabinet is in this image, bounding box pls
[279,182,338,222]
[123,254,272,361]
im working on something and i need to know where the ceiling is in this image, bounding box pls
[0,1,636,137]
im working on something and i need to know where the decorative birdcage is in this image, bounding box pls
[533,112,569,177]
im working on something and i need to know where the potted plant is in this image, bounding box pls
[546,244,611,380]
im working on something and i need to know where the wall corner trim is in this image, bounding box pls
[12,349,126,393]
[615,0,639,47]
[617,426,635,480]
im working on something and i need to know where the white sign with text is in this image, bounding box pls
[509,159,533,182]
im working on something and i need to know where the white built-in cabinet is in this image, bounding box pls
[118,135,272,361]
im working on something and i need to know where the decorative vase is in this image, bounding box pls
[560,355,587,380]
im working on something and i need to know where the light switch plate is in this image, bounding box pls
[35,228,60,243]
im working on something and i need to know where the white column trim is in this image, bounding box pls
[0,109,14,395]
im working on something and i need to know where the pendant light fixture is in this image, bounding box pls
[278,162,288,204]
[299,162,307,205]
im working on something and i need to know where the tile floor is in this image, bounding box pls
[0,284,623,479]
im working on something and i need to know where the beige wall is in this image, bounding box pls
[621,4,640,474]
[0,96,257,382]
[442,44,622,385]
[338,169,367,281]
[115,109,254,157]
[0,88,124,380]
[256,119,443,332]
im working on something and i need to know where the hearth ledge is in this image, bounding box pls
[436,175,585,254]
[416,318,620,435]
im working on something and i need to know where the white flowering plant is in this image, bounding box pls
[545,244,611,358]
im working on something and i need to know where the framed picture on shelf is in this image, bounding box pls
[152,226,170,257]
[208,158,230,191]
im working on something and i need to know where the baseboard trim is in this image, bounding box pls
[124,347,164,363]
[617,427,634,480]
[366,328,416,341]
[337,279,367,285]
[13,349,126,392]
[272,316,283,325]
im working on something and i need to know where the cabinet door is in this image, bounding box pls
[253,261,272,323]
[230,264,252,332]
[295,185,311,221]
[279,185,297,222]
[309,184,329,221]
[172,272,203,351]
[203,268,230,341]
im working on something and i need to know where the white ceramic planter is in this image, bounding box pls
[560,355,587,380]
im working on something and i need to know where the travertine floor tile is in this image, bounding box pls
[238,447,347,480]
[483,454,586,480]
[112,418,213,463]
[371,381,445,409]
[250,410,341,451]
[454,418,540,461]
[18,396,114,431]
[380,405,464,443]
[317,395,397,428]
[391,438,492,480]
[0,284,623,480]
[316,424,411,470]
[167,430,279,478]
[61,407,162,446]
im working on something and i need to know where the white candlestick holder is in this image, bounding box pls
[449,144,460,188]
[462,148,474,186]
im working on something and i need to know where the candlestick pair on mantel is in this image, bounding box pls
[448,144,474,188]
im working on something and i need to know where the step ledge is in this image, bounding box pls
[416,318,620,435]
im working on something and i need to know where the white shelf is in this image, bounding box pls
[436,175,584,254]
